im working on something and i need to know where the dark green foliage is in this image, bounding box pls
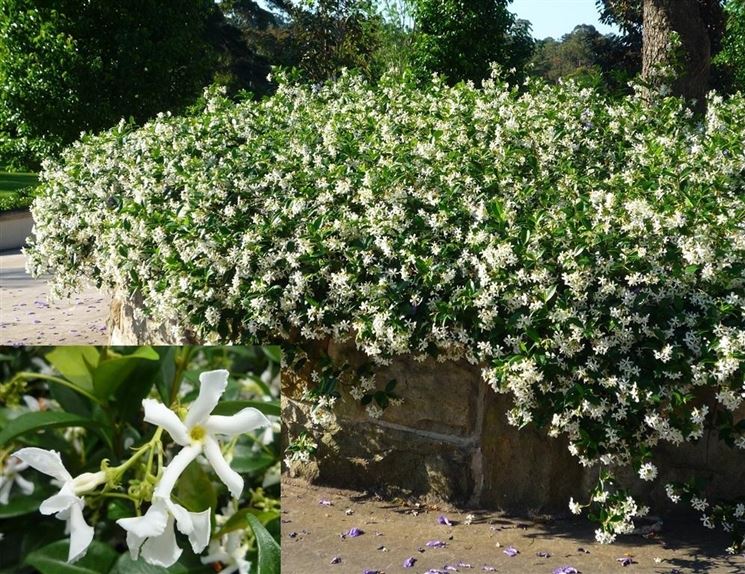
[0,0,220,169]
[409,0,534,85]
[714,0,745,92]
[531,25,640,95]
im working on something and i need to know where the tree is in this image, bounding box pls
[409,0,534,85]
[596,0,726,105]
[0,0,220,169]
[531,24,639,94]
[713,0,745,92]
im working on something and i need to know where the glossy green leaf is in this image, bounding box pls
[230,449,276,475]
[0,488,50,518]
[211,400,279,418]
[45,347,99,391]
[246,513,280,574]
[110,552,210,574]
[0,411,103,447]
[261,346,282,364]
[92,346,159,399]
[217,508,279,536]
[175,461,216,512]
[24,540,117,574]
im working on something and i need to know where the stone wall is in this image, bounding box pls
[108,290,193,345]
[284,338,745,514]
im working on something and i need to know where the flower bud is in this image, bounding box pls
[72,470,107,495]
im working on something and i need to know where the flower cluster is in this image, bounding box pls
[2,370,270,566]
[26,70,745,543]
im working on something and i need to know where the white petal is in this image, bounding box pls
[126,531,145,560]
[0,479,12,504]
[153,445,201,500]
[12,448,72,483]
[203,436,243,499]
[140,514,182,568]
[117,499,169,538]
[166,500,193,535]
[205,408,271,438]
[39,483,78,515]
[142,399,190,446]
[187,508,211,553]
[15,474,35,496]
[184,370,229,427]
[66,502,94,563]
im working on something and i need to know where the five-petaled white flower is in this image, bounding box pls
[142,369,271,501]
[0,455,34,504]
[117,496,211,567]
[12,447,106,562]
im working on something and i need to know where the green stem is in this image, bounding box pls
[15,372,103,405]
[169,346,195,406]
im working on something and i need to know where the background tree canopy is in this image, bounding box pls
[0,0,219,169]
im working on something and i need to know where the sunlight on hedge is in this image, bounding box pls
[26,69,745,548]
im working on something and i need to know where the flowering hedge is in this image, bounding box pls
[27,71,745,547]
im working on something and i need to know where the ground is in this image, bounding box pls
[0,250,110,345]
[282,477,744,574]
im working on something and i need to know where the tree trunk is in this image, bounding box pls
[642,0,711,110]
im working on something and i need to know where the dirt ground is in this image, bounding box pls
[282,477,744,574]
[0,250,110,345]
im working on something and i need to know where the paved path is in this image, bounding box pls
[282,477,743,574]
[0,250,110,345]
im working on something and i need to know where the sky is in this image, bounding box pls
[509,0,621,39]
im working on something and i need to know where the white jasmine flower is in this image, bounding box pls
[117,497,210,568]
[143,369,270,500]
[0,456,34,504]
[568,497,582,515]
[13,447,106,563]
[638,462,658,481]
[594,528,616,544]
[691,497,709,511]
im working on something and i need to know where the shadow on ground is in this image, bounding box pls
[282,477,744,574]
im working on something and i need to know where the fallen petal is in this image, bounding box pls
[403,556,417,568]
[426,540,447,548]
[438,514,453,526]
[554,567,580,574]
[503,545,519,557]
[347,527,363,537]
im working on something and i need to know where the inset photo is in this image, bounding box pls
[0,345,280,573]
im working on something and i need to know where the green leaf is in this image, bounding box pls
[0,411,104,448]
[45,347,100,391]
[110,552,210,574]
[217,508,279,536]
[92,346,159,399]
[262,346,282,364]
[25,540,117,574]
[211,400,280,418]
[230,448,276,475]
[154,347,177,404]
[175,461,216,512]
[0,487,51,518]
[246,513,280,574]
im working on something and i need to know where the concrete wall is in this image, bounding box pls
[0,210,33,252]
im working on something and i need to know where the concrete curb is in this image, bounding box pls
[0,210,33,251]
